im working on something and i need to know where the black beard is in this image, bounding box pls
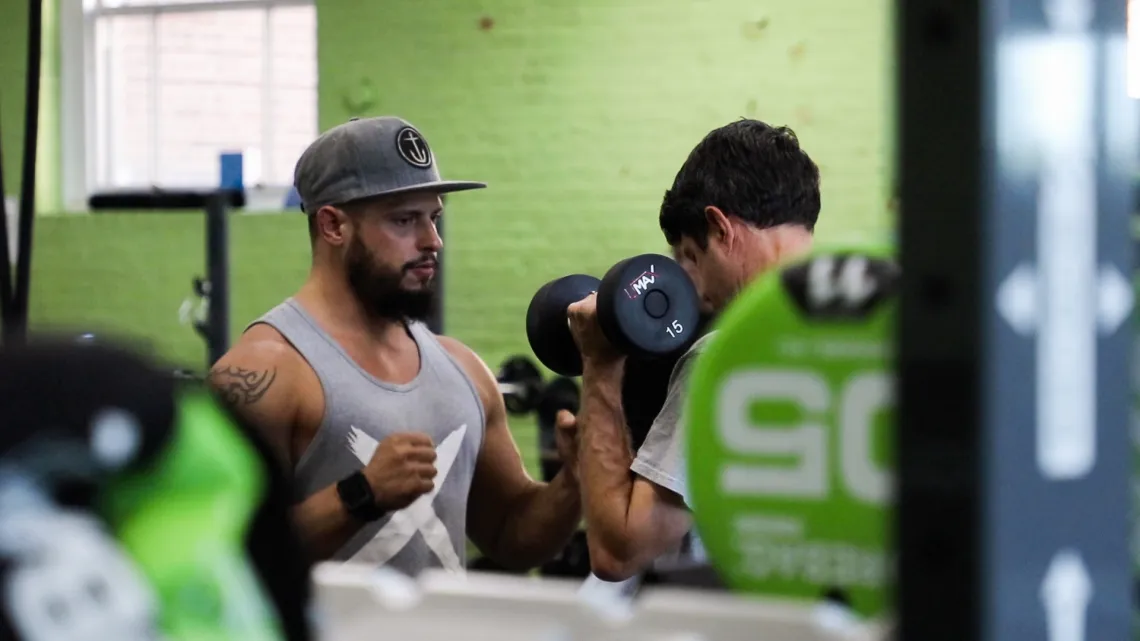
[344,236,437,323]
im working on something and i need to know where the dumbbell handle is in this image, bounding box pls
[498,381,525,396]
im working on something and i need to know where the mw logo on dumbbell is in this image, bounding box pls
[624,265,659,300]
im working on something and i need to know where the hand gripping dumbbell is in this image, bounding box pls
[525,254,703,376]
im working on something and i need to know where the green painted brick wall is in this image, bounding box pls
[18,0,894,477]
[315,0,895,366]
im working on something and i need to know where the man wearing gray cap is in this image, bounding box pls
[207,117,583,576]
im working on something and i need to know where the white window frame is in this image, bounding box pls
[60,0,315,212]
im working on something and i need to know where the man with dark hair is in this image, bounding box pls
[567,119,821,581]
[208,116,583,577]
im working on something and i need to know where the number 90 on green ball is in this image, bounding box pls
[685,248,899,618]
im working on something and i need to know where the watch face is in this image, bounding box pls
[340,473,370,509]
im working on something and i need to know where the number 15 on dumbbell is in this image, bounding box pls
[525,254,702,376]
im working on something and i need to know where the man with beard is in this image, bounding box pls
[207,117,582,576]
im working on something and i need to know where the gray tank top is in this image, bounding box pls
[248,299,485,576]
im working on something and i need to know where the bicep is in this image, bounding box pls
[465,396,536,550]
[628,475,692,550]
[618,356,696,563]
[435,335,538,552]
[591,475,692,579]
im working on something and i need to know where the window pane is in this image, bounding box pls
[268,3,317,184]
[98,14,155,188]
[92,3,317,191]
[1130,0,1140,98]
[98,0,238,8]
[154,8,265,187]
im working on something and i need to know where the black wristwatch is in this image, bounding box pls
[336,471,386,522]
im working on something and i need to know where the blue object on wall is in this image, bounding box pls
[284,186,303,210]
[219,152,244,190]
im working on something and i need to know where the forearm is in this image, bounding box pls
[291,484,365,561]
[492,469,582,568]
[578,359,637,554]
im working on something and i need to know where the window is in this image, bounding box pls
[63,0,317,209]
[1131,0,1140,98]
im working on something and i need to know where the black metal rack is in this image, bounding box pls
[88,189,245,367]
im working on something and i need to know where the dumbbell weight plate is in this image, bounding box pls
[684,247,899,619]
[526,274,602,377]
[596,254,701,362]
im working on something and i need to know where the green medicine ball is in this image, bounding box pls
[685,246,898,618]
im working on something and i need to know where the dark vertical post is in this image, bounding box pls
[8,0,43,344]
[204,192,230,366]
[897,0,1134,640]
[0,119,12,330]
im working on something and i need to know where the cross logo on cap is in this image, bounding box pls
[396,127,433,169]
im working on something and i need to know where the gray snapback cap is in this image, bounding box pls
[293,116,486,213]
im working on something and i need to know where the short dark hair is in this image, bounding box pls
[659,119,820,249]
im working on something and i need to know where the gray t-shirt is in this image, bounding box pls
[629,331,717,564]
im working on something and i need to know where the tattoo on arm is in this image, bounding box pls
[208,366,278,406]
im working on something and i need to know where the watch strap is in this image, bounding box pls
[336,471,386,522]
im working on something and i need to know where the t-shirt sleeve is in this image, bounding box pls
[629,337,708,507]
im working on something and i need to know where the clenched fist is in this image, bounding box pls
[362,433,437,512]
[554,410,580,481]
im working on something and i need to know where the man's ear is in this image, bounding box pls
[703,206,734,247]
[315,206,350,246]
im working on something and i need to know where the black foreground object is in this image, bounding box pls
[526,254,701,377]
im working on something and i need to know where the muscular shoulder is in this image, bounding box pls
[208,324,304,405]
[207,323,317,465]
[433,334,498,400]
[431,334,509,427]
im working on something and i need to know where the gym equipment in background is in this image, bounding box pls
[87,190,243,368]
[493,355,581,482]
[0,339,313,641]
[0,468,164,641]
[685,247,899,619]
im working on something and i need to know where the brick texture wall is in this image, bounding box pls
[317,0,895,366]
[26,0,893,476]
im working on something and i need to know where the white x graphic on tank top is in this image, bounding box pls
[344,424,467,572]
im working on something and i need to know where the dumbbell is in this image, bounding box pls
[496,356,546,415]
[525,254,702,376]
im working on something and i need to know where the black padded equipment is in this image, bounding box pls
[496,355,545,415]
[0,338,313,641]
[535,376,581,482]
